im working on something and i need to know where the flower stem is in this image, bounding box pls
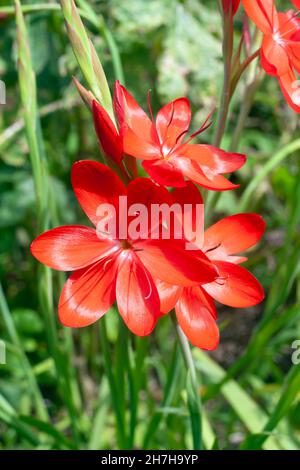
[99,317,127,449]
[172,314,202,450]
[142,341,180,448]
[213,9,234,148]
[230,70,263,152]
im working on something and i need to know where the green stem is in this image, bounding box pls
[213,9,234,148]
[172,315,202,450]
[99,317,127,449]
[143,341,180,449]
[229,70,263,152]
[0,3,60,15]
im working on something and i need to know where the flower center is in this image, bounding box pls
[121,239,132,250]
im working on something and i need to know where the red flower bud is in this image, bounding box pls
[222,0,240,15]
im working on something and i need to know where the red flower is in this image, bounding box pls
[31,161,217,336]
[222,0,241,15]
[156,183,265,350]
[242,0,300,112]
[113,81,246,191]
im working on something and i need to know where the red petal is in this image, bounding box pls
[203,213,266,260]
[155,279,183,315]
[171,182,204,247]
[260,47,278,76]
[173,156,240,191]
[92,100,123,163]
[142,159,186,187]
[31,226,117,271]
[175,286,219,350]
[292,0,300,8]
[242,0,278,34]
[261,35,290,76]
[203,261,265,308]
[135,239,217,286]
[71,160,126,228]
[127,177,171,239]
[116,251,160,336]
[123,125,161,160]
[156,98,191,151]
[278,68,300,113]
[180,144,246,175]
[114,81,154,142]
[58,256,118,327]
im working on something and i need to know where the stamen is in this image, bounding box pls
[274,10,300,37]
[147,89,162,147]
[183,108,215,146]
[205,243,221,254]
[103,258,113,271]
[143,269,153,300]
[166,101,175,129]
[170,107,215,155]
[147,89,155,124]
[175,128,189,146]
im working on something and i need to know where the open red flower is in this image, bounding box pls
[31,161,217,336]
[156,183,265,350]
[113,81,246,190]
[242,0,300,112]
[222,0,240,15]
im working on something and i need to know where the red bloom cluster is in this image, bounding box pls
[31,83,265,350]
[243,0,300,112]
[94,82,246,190]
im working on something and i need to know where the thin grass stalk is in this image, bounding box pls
[240,364,300,450]
[213,1,234,148]
[0,283,49,421]
[238,139,300,212]
[99,317,127,449]
[142,341,180,448]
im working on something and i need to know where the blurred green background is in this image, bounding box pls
[0,0,299,450]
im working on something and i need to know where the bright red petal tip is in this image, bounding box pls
[175,286,219,350]
[30,226,117,271]
[203,261,265,308]
[58,257,118,328]
[203,213,266,260]
[116,251,160,336]
[114,81,154,142]
[155,279,183,315]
